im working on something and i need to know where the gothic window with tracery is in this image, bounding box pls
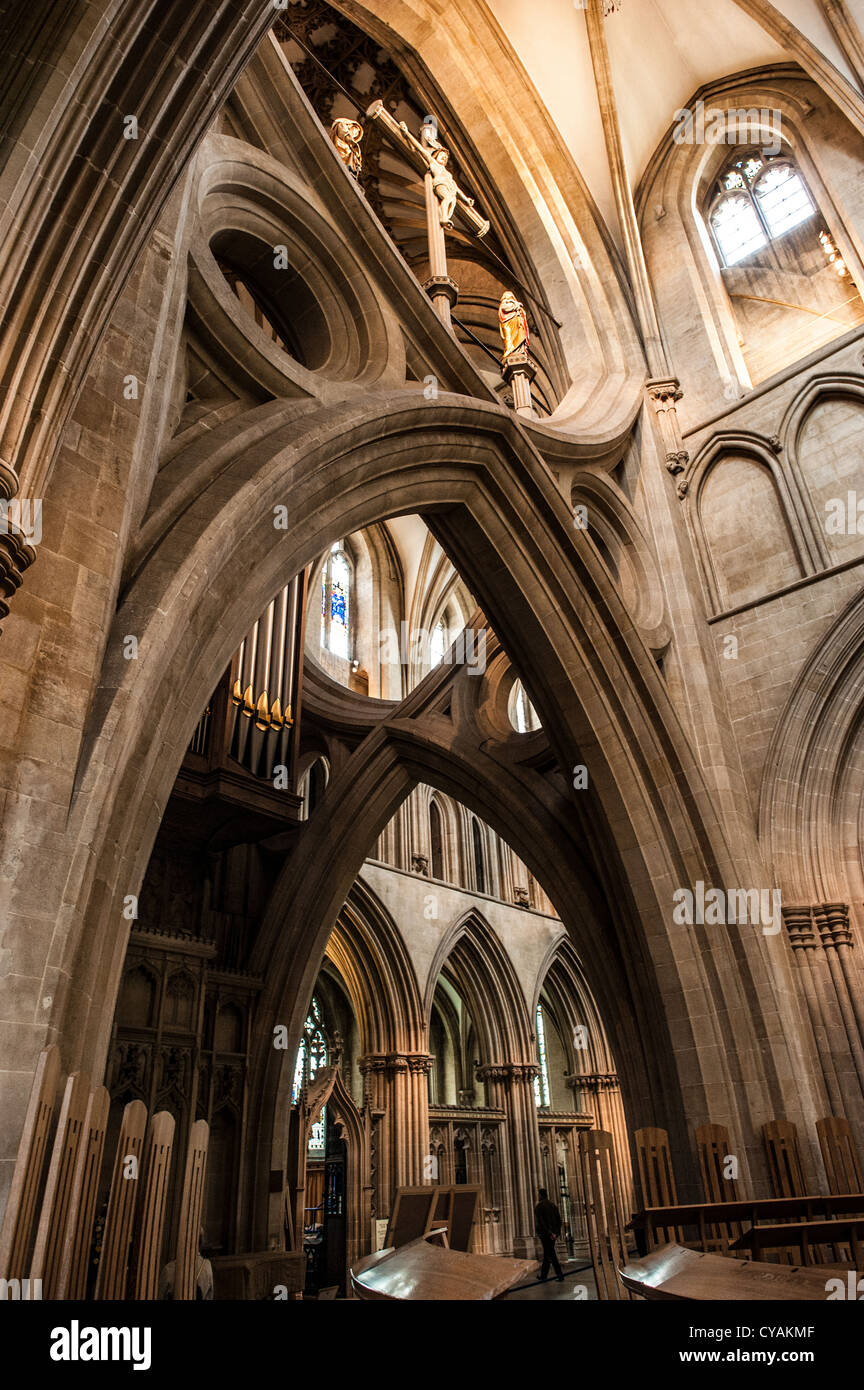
[292,996,328,1103]
[534,1003,551,1108]
[708,150,815,267]
[320,542,352,659]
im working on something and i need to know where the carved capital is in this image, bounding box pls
[782,905,818,951]
[0,528,36,622]
[568,1071,619,1093]
[646,377,683,411]
[816,902,853,950]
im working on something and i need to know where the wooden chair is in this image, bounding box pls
[129,1110,175,1299]
[695,1123,743,1252]
[578,1129,631,1300]
[173,1119,209,1300]
[817,1117,864,1195]
[94,1099,148,1298]
[56,1085,110,1298]
[30,1071,91,1297]
[762,1120,807,1197]
[0,1045,61,1283]
[634,1127,682,1247]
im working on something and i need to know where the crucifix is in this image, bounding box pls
[366,100,490,328]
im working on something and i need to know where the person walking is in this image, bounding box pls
[534,1187,564,1282]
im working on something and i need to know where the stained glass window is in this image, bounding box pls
[754,163,814,239]
[292,996,328,1103]
[320,542,351,660]
[708,150,816,268]
[293,997,328,1158]
[534,1004,551,1108]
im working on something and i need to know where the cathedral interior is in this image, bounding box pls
[5,0,864,1322]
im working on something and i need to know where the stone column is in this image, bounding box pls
[783,906,844,1116]
[477,1061,541,1258]
[423,172,458,329]
[359,1052,433,1203]
[571,1071,634,1227]
[815,904,864,1110]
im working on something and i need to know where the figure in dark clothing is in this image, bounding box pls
[534,1188,564,1281]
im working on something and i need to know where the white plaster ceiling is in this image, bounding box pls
[486,0,857,244]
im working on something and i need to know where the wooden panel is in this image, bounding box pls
[55,1086,110,1299]
[174,1120,209,1301]
[817,1117,864,1195]
[0,1045,60,1281]
[384,1187,438,1249]
[762,1120,807,1198]
[578,1129,631,1301]
[620,1242,848,1301]
[131,1111,175,1300]
[448,1187,480,1252]
[95,1099,148,1299]
[30,1071,90,1297]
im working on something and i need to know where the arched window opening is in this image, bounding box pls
[534,1003,551,1109]
[293,996,328,1157]
[430,800,445,881]
[508,679,541,734]
[472,820,486,895]
[430,617,448,668]
[320,542,352,660]
[708,151,815,268]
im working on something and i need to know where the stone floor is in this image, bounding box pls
[505,1259,598,1300]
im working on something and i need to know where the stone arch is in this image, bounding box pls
[759,585,864,909]
[686,437,809,612]
[638,67,864,424]
[327,879,424,1056]
[781,374,864,566]
[423,910,535,1066]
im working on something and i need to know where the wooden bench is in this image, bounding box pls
[631,1192,864,1254]
[620,1242,844,1300]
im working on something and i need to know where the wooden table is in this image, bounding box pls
[351,1236,538,1300]
[620,1242,844,1301]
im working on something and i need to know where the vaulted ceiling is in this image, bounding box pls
[487,0,860,237]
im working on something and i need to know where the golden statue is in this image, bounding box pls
[330,117,364,179]
[498,291,530,365]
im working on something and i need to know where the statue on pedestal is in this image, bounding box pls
[330,117,364,179]
[498,291,530,366]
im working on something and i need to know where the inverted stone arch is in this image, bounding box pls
[29,391,819,1244]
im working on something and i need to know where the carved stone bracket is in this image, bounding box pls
[359,1051,434,1076]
